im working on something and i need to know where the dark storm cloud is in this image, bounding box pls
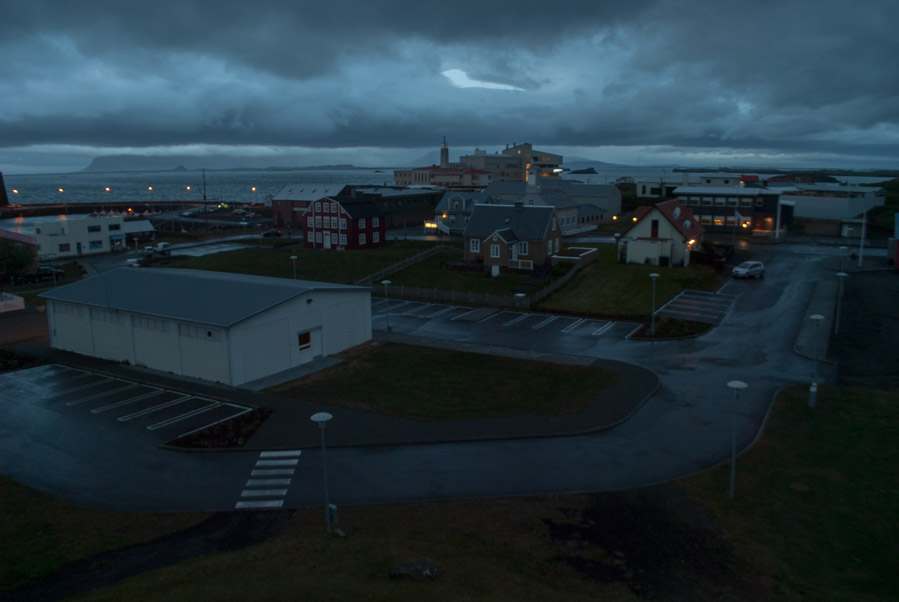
[1,0,897,170]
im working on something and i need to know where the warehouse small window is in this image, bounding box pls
[298,331,311,350]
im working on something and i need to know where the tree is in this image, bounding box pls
[0,240,36,291]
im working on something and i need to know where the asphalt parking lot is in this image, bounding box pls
[1,363,253,443]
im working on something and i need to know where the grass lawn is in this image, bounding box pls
[383,250,538,296]
[165,240,437,284]
[538,245,723,319]
[4,385,892,600]
[0,479,209,591]
[268,342,619,420]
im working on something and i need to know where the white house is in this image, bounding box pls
[31,215,155,259]
[619,199,705,267]
[41,268,372,386]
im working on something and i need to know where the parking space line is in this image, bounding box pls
[117,394,192,421]
[173,404,253,439]
[389,301,413,312]
[147,400,220,430]
[624,324,644,338]
[503,313,528,326]
[240,488,289,497]
[404,303,432,315]
[479,312,502,323]
[562,318,585,333]
[427,305,455,318]
[452,309,478,321]
[64,381,143,406]
[593,322,614,336]
[533,316,557,330]
[90,388,163,413]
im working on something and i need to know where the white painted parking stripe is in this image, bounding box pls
[593,322,614,336]
[174,405,252,439]
[533,316,557,329]
[427,305,455,318]
[259,450,302,458]
[117,395,192,421]
[147,401,220,430]
[246,478,292,487]
[65,381,136,406]
[562,318,585,333]
[255,458,299,467]
[235,500,284,509]
[452,309,477,321]
[251,468,296,476]
[241,488,288,497]
[405,303,432,315]
[503,313,528,326]
[90,388,163,413]
[390,301,413,312]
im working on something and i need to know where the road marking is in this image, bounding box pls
[255,458,299,467]
[147,401,220,430]
[452,309,478,321]
[562,318,585,333]
[503,313,528,326]
[246,478,292,487]
[259,450,302,457]
[533,316,557,329]
[117,395,192,421]
[593,322,614,336]
[427,305,455,318]
[235,500,284,509]
[90,388,164,413]
[251,468,296,476]
[405,303,432,315]
[241,488,289,497]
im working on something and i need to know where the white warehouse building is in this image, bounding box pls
[41,268,372,386]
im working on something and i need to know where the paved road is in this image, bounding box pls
[0,242,880,511]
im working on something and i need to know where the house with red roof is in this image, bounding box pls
[618,199,704,267]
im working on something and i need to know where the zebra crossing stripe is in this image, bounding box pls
[236,500,284,509]
[255,458,299,466]
[241,488,288,497]
[236,450,300,509]
[259,450,302,458]
[246,478,292,487]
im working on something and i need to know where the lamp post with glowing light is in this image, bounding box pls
[649,273,659,337]
[382,280,392,332]
[726,380,747,499]
[310,412,334,534]
[289,255,298,280]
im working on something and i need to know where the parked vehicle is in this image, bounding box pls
[262,229,283,238]
[23,266,66,283]
[732,261,765,278]
[143,242,172,256]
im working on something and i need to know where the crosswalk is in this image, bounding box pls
[235,450,302,509]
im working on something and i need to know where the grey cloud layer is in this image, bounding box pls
[2,0,897,166]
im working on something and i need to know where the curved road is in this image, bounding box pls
[0,242,849,511]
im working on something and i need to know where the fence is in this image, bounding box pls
[354,245,460,286]
[377,246,597,311]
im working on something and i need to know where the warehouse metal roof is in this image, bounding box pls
[41,268,369,327]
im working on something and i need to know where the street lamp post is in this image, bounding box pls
[289,255,298,280]
[834,272,848,336]
[310,412,333,534]
[809,313,824,408]
[726,380,748,499]
[382,279,392,333]
[649,273,659,337]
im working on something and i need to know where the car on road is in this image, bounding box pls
[262,229,283,237]
[732,261,765,278]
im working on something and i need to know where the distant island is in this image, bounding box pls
[81,155,398,173]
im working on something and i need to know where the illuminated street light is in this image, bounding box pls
[726,380,748,499]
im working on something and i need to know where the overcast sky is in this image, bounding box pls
[2,0,897,174]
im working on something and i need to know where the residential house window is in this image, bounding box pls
[701,198,713,206]
[755,199,764,207]
[331,233,338,245]
[359,233,367,245]
[727,197,738,207]
[470,239,480,253]
[323,216,331,228]
[59,243,70,252]
[315,216,322,228]
[307,216,314,228]
[339,233,347,245]
[373,231,380,243]
[490,244,500,258]
[726,215,736,226]
[315,231,322,243]
[359,217,366,229]
[715,198,726,206]
[519,241,528,255]
[551,219,556,230]
[298,331,312,350]
[87,225,102,232]
[740,199,753,207]
[373,217,379,227]
[713,216,725,226]
[555,238,560,253]
[339,218,347,229]
[700,215,712,225]
[330,202,337,212]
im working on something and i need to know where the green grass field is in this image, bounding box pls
[268,342,619,420]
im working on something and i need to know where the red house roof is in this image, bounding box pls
[627,199,704,241]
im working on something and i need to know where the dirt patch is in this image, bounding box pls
[544,487,764,600]
[167,406,273,449]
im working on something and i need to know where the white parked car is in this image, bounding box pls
[732,261,765,278]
